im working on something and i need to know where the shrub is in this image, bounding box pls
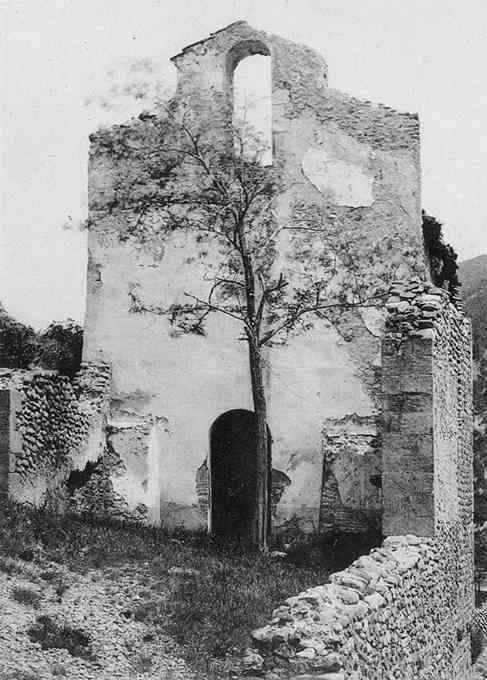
[0,309,37,368]
[11,586,42,608]
[37,320,83,378]
[422,211,460,298]
[0,305,83,377]
[27,615,93,661]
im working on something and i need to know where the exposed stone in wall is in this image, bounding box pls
[319,414,381,535]
[105,418,161,524]
[66,442,148,524]
[195,459,209,517]
[271,469,291,518]
[0,361,159,524]
[0,368,90,504]
[194,461,291,524]
[245,535,473,680]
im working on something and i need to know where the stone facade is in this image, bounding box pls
[84,21,428,532]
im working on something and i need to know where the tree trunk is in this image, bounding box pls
[236,214,269,549]
[248,334,269,551]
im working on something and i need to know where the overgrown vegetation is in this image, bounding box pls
[0,305,38,369]
[422,210,460,298]
[459,256,487,525]
[11,585,42,608]
[27,615,93,661]
[0,498,380,677]
[0,307,82,377]
[36,321,83,378]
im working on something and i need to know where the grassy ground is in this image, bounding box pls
[0,499,381,678]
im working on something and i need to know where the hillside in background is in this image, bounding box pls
[459,255,487,522]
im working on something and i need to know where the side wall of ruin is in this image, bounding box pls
[246,536,473,680]
[243,283,474,679]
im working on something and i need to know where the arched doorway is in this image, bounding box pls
[209,409,271,540]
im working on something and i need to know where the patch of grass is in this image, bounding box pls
[131,651,154,674]
[39,569,59,581]
[0,498,379,678]
[11,586,42,608]
[50,662,68,677]
[1,671,38,680]
[0,497,185,572]
[163,554,324,673]
[0,555,24,576]
[283,529,384,572]
[27,615,94,661]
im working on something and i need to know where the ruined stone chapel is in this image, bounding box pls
[0,20,473,541]
[0,21,477,678]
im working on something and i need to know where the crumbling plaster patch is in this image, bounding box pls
[302,131,375,207]
[320,413,381,534]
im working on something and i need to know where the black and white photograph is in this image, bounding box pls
[1,1,487,678]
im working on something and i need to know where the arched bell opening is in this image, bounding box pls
[226,40,272,166]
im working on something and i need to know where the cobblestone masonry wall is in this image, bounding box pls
[243,280,474,679]
[245,536,472,680]
[381,279,474,677]
[0,363,111,508]
[0,362,161,522]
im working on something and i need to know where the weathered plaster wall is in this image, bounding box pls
[84,21,428,532]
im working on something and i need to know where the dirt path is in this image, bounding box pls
[0,556,196,680]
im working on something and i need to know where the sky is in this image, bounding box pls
[1,0,487,329]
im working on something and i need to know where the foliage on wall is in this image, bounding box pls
[422,210,460,298]
[0,305,83,378]
[37,320,83,378]
[0,305,38,369]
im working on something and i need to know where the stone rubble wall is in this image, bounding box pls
[0,360,162,524]
[0,368,90,504]
[244,279,474,679]
[246,535,473,680]
[380,278,474,678]
[0,362,115,511]
[382,279,472,535]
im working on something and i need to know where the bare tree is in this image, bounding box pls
[90,108,386,549]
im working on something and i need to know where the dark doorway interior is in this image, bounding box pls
[210,409,271,541]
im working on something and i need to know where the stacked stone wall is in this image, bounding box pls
[245,535,473,680]
[244,279,474,679]
[0,369,88,504]
[382,279,474,671]
[0,363,111,508]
